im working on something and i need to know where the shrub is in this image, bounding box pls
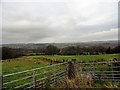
[54,73,93,88]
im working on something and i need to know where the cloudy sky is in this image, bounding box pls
[1,0,119,44]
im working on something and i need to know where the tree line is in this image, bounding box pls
[1,45,120,60]
[43,45,120,55]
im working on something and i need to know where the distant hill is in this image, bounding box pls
[53,40,118,48]
[1,40,119,49]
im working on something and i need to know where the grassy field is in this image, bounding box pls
[2,54,119,75]
[2,57,50,75]
[30,54,119,62]
[2,56,65,89]
[2,54,119,88]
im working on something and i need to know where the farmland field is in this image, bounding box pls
[2,54,120,88]
[2,57,50,75]
[2,54,119,75]
[2,56,66,89]
[30,54,119,62]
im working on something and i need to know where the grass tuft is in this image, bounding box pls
[54,74,93,88]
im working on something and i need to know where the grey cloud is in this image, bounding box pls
[58,28,118,42]
[2,0,118,43]
[78,28,118,41]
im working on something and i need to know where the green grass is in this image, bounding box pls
[2,56,50,75]
[2,57,51,89]
[30,54,119,62]
[2,56,66,89]
[2,54,119,88]
[2,54,119,75]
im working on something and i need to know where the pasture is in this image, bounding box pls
[2,54,119,75]
[2,54,120,88]
[2,57,50,75]
[30,54,119,62]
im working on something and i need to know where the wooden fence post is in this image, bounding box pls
[50,60,52,65]
[68,60,77,79]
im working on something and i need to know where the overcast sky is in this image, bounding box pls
[1,0,119,44]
